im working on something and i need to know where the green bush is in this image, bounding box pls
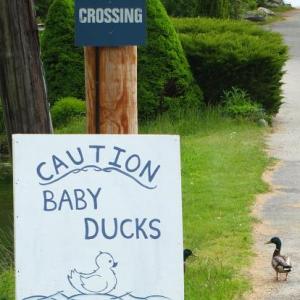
[41,0,84,103]
[138,0,203,120]
[174,18,288,114]
[222,87,266,121]
[162,0,231,18]
[42,0,202,120]
[51,97,86,128]
[35,0,54,21]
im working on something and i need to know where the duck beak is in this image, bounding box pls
[265,241,271,244]
[113,262,118,268]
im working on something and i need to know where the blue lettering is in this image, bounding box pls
[86,187,101,210]
[74,189,87,210]
[52,155,68,175]
[120,219,134,239]
[101,218,118,239]
[136,218,148,239]
[149,219,161,239]
[139,161,160,183]
[109,146,126,168]
[66,147,84,165]
[37,162,54,181]
[43,190,56,211]
[84,218,99,240]
[125,154,141,173]
[89,145,105,163]
[58,190,73,211]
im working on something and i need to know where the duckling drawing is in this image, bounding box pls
[68,251,118,295]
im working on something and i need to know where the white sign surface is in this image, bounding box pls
[13,135,183,300]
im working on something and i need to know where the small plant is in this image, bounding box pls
[222,87,267,121]
[51,97,85,128]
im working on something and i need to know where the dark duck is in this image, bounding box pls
[183,249,193,272]
[266,237,292,280]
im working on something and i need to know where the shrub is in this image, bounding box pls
[35,0,54,21]
[222,87,266,121]
[51,97,86,128]
[41,0,84,103]
[174,18,288,114]
[138,0,203,120]
[42,0,203,120]
[161,0,231,18]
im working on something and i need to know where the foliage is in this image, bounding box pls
[0,227,14,300]
[174,18,288,114]
[137,0,203,120]
[162,0,258,18]
[42,0,202,119]
[0,269,14,300]
[161,0,231,18]
[222,87,266,121]
[51,97,86,128]
[34,0,54,21]
[41,0,84,103]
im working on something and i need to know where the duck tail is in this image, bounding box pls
[68,269,86,294]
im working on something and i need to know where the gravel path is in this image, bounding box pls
[247,9,300,300]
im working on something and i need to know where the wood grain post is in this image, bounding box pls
[85,46,138,134]
[0,0,53,151]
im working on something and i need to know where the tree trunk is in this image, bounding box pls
[0,0,52,151]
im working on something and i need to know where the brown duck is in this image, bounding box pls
[266,237,292,281]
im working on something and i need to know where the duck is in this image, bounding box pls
[266,237,292,281]
[183,249,193,272]
[68,251,118,295]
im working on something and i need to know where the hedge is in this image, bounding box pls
[138,0,202,119]
[174,18,288,114]
[161,0,231,18]
[51,97,85,128]
[42,0,202,119]
[161,0,257,18]
[41,0,84,104]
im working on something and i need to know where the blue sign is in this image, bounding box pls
[75,0,147,46]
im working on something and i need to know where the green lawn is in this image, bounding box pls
[0,111,270,299]
[142,111,270,299]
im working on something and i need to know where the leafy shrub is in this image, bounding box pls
[42,0,202,120]
[51,97,85,128]
[174,18,288,114]
[41,0,84,103]
[162,0,231,18]
[222,87,266,121]
[35,0,54,21]
[138,0,203,120]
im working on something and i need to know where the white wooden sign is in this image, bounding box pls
[13,135,183,300]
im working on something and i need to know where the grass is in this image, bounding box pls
[142,110,270,299]
[0,110,270,299]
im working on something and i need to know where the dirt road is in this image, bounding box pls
[247,9,300,300]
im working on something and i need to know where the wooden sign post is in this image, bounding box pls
[75,0,146,134]
[85,46,138,134]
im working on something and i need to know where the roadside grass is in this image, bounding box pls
[0,109,270,299]
[142,110,270,299]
